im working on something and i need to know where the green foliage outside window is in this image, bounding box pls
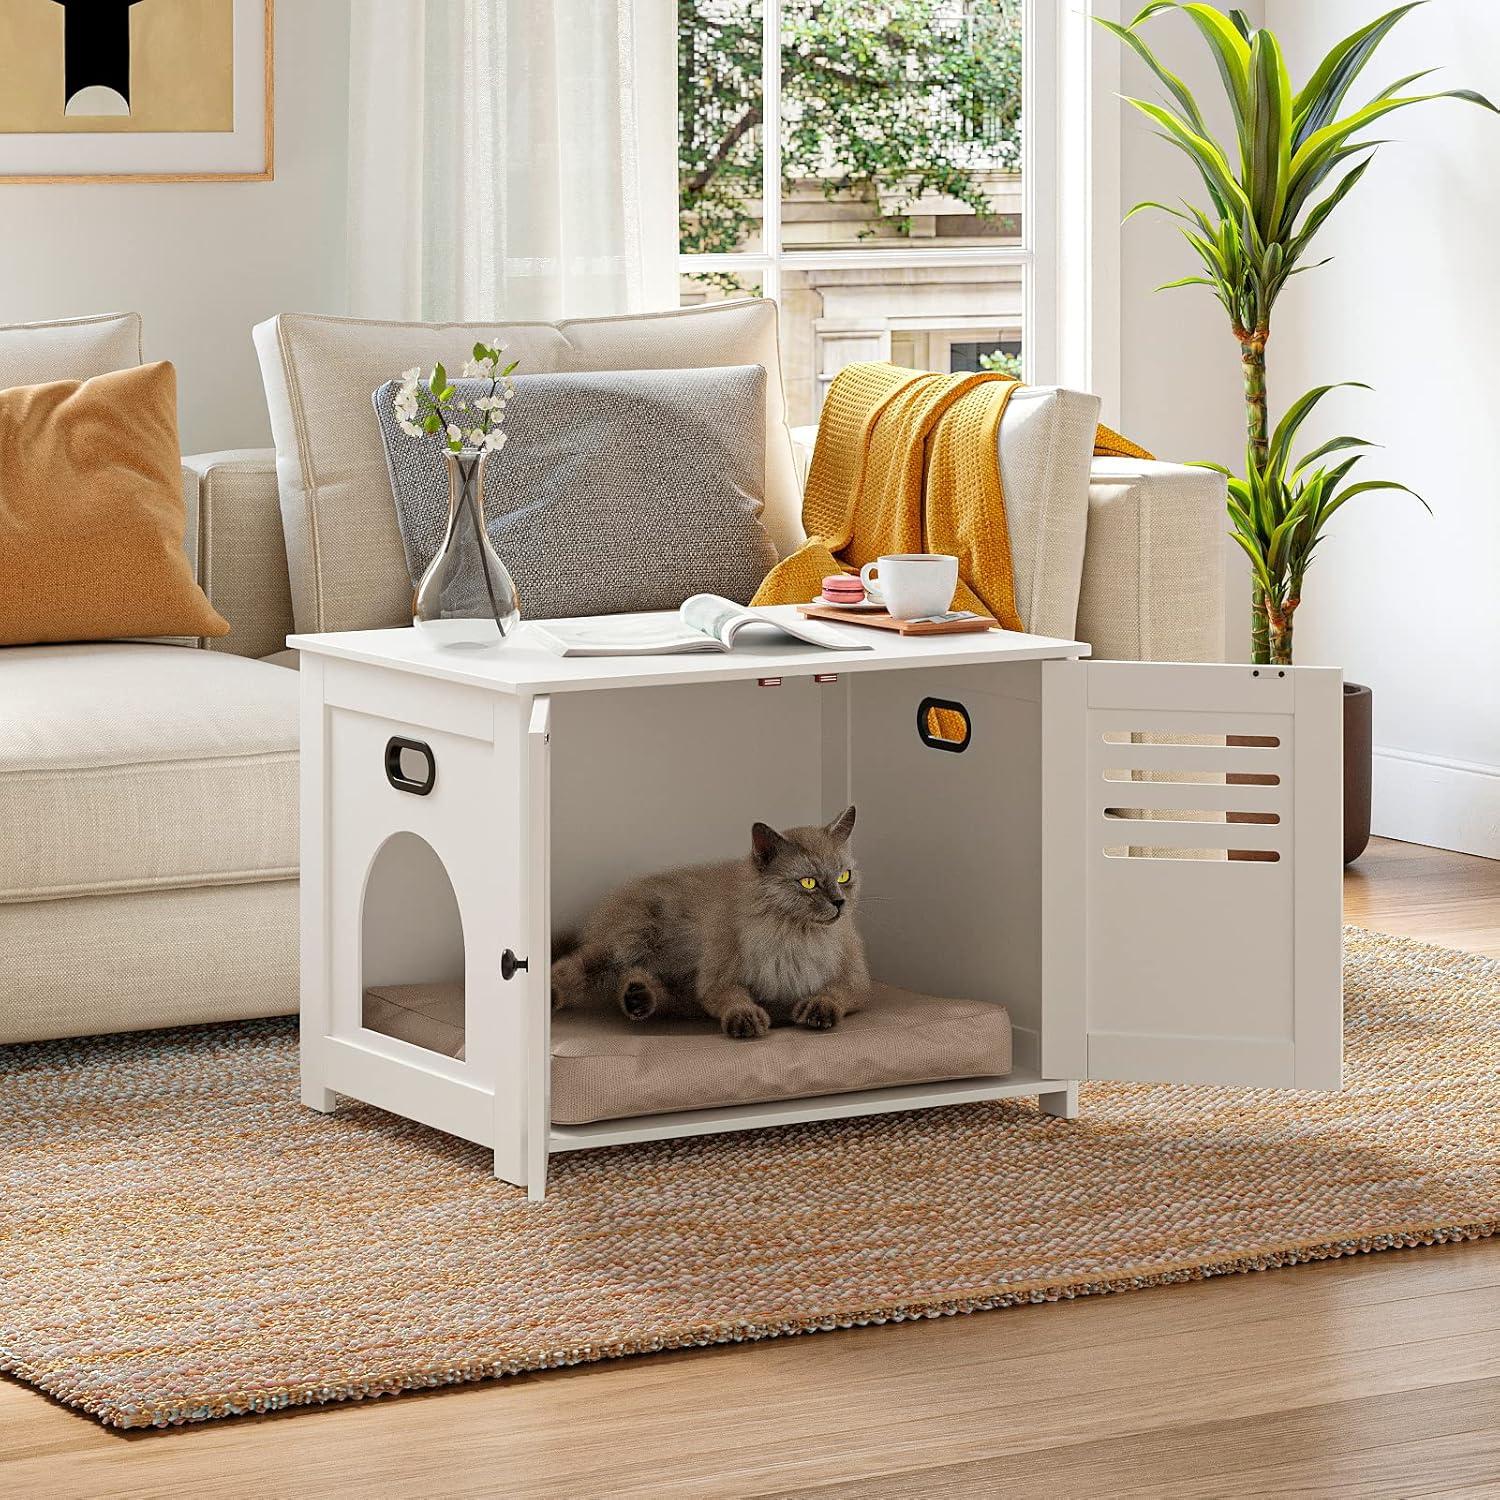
[679,0,1024,265]
[978,348,1022,378]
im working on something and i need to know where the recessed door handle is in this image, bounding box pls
[385,736,436,795]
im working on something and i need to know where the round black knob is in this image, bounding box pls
[501,949,529,981]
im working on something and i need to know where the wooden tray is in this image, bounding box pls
[797,603,999,635]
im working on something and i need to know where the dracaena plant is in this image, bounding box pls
[1202,383,1428,665]
[1101,1,1494,662]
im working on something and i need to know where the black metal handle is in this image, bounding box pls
[917,696,972,754]
[501,949,529,981]
[385,736,436,795]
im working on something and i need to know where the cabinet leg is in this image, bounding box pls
[302,1081,336,1113]
[494,1149,546,1201]
[1038,1082,1079,1120]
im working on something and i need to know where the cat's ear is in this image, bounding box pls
[825,805,856,842]
[751,821,789,868]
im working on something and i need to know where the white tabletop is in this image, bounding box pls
[289,606,1089,696]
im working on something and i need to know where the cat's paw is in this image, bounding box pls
[550,954,584,1011]
[792,993,844,1030]
[721,1001,772,1040]
[618,967,667,1022]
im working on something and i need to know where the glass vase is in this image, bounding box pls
[413,448,521,648]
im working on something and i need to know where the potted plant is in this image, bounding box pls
[1102,1,1493,858]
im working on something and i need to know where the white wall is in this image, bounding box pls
[0,2,351,454]
[1116,0,1265,662]
[1264,0,1500,856]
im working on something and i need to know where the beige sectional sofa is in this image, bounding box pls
[1,314,299,1043]
[0,302,1225,1044]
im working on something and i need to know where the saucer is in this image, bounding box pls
[809,596,886,613]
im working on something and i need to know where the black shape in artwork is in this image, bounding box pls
[51,0,146,114]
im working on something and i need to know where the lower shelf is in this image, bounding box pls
[548,1067,1071,1151]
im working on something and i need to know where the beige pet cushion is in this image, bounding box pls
[254,301,800,635]
[363,981,1012,1126]
[0,643,298,904]
[0,311,141,388]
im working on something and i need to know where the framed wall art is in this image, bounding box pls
[0,0,272,183]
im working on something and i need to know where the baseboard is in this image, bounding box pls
[1371,747,1500,859]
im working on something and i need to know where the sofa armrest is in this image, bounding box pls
[181,450,295,661]
[791,422,1225,662]
[1076,459,1226,663]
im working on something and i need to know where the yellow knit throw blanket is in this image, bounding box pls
[752,363,1152,630]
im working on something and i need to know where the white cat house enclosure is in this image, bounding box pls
[293,610,1343,1201]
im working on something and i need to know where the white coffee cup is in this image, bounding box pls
[859,553,960,621]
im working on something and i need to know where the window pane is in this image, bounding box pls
[679,269,764,307]
[679,1,764,255]
[781,0,1022,251]
[780,265,1022,426]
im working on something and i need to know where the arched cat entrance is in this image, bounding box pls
[360,830,466,1060]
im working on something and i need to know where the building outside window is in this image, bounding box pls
[678,0,1038,427]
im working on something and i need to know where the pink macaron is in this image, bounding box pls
[821,574,865,604]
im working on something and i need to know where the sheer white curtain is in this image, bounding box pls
[347,0,678,322]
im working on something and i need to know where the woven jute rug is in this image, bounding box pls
[2,927,1496,1429]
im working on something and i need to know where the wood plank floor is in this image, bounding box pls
[4,836,1497,1499]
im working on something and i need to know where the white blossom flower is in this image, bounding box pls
[386,350,519,449]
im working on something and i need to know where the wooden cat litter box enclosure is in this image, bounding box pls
[292,609,1344,1201]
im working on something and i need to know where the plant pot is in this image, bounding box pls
[1344,682,1373,865]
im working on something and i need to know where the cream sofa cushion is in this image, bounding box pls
[0,881,298,1045]
[992,386,1100,639]
[1077,459,1227,662]
[183,448,297,660]
[0,643,298,904]
[254,301,799,635]
[0,311,142,387]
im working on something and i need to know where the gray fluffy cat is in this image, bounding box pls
[550,806,869,1039]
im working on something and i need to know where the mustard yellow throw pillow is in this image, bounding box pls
[0,361,228,646]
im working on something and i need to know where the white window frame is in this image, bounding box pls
[677,0,1063,387]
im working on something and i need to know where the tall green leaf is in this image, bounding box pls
[1246,29,1294,236]
[1291,89,1500,210]
[1096,18,1209,136]
[1291,2,1426,147]
[1285,151,1373,255]
[1123,97,1257,230]
[1267,382,1369,474]
[1324,479,1432,518]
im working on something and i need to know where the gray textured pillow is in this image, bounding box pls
[373,364,776,620]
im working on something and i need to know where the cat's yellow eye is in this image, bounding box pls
[799,876,818,890]
[836,869,852,884]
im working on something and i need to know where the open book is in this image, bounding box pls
[530,594,872,657]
